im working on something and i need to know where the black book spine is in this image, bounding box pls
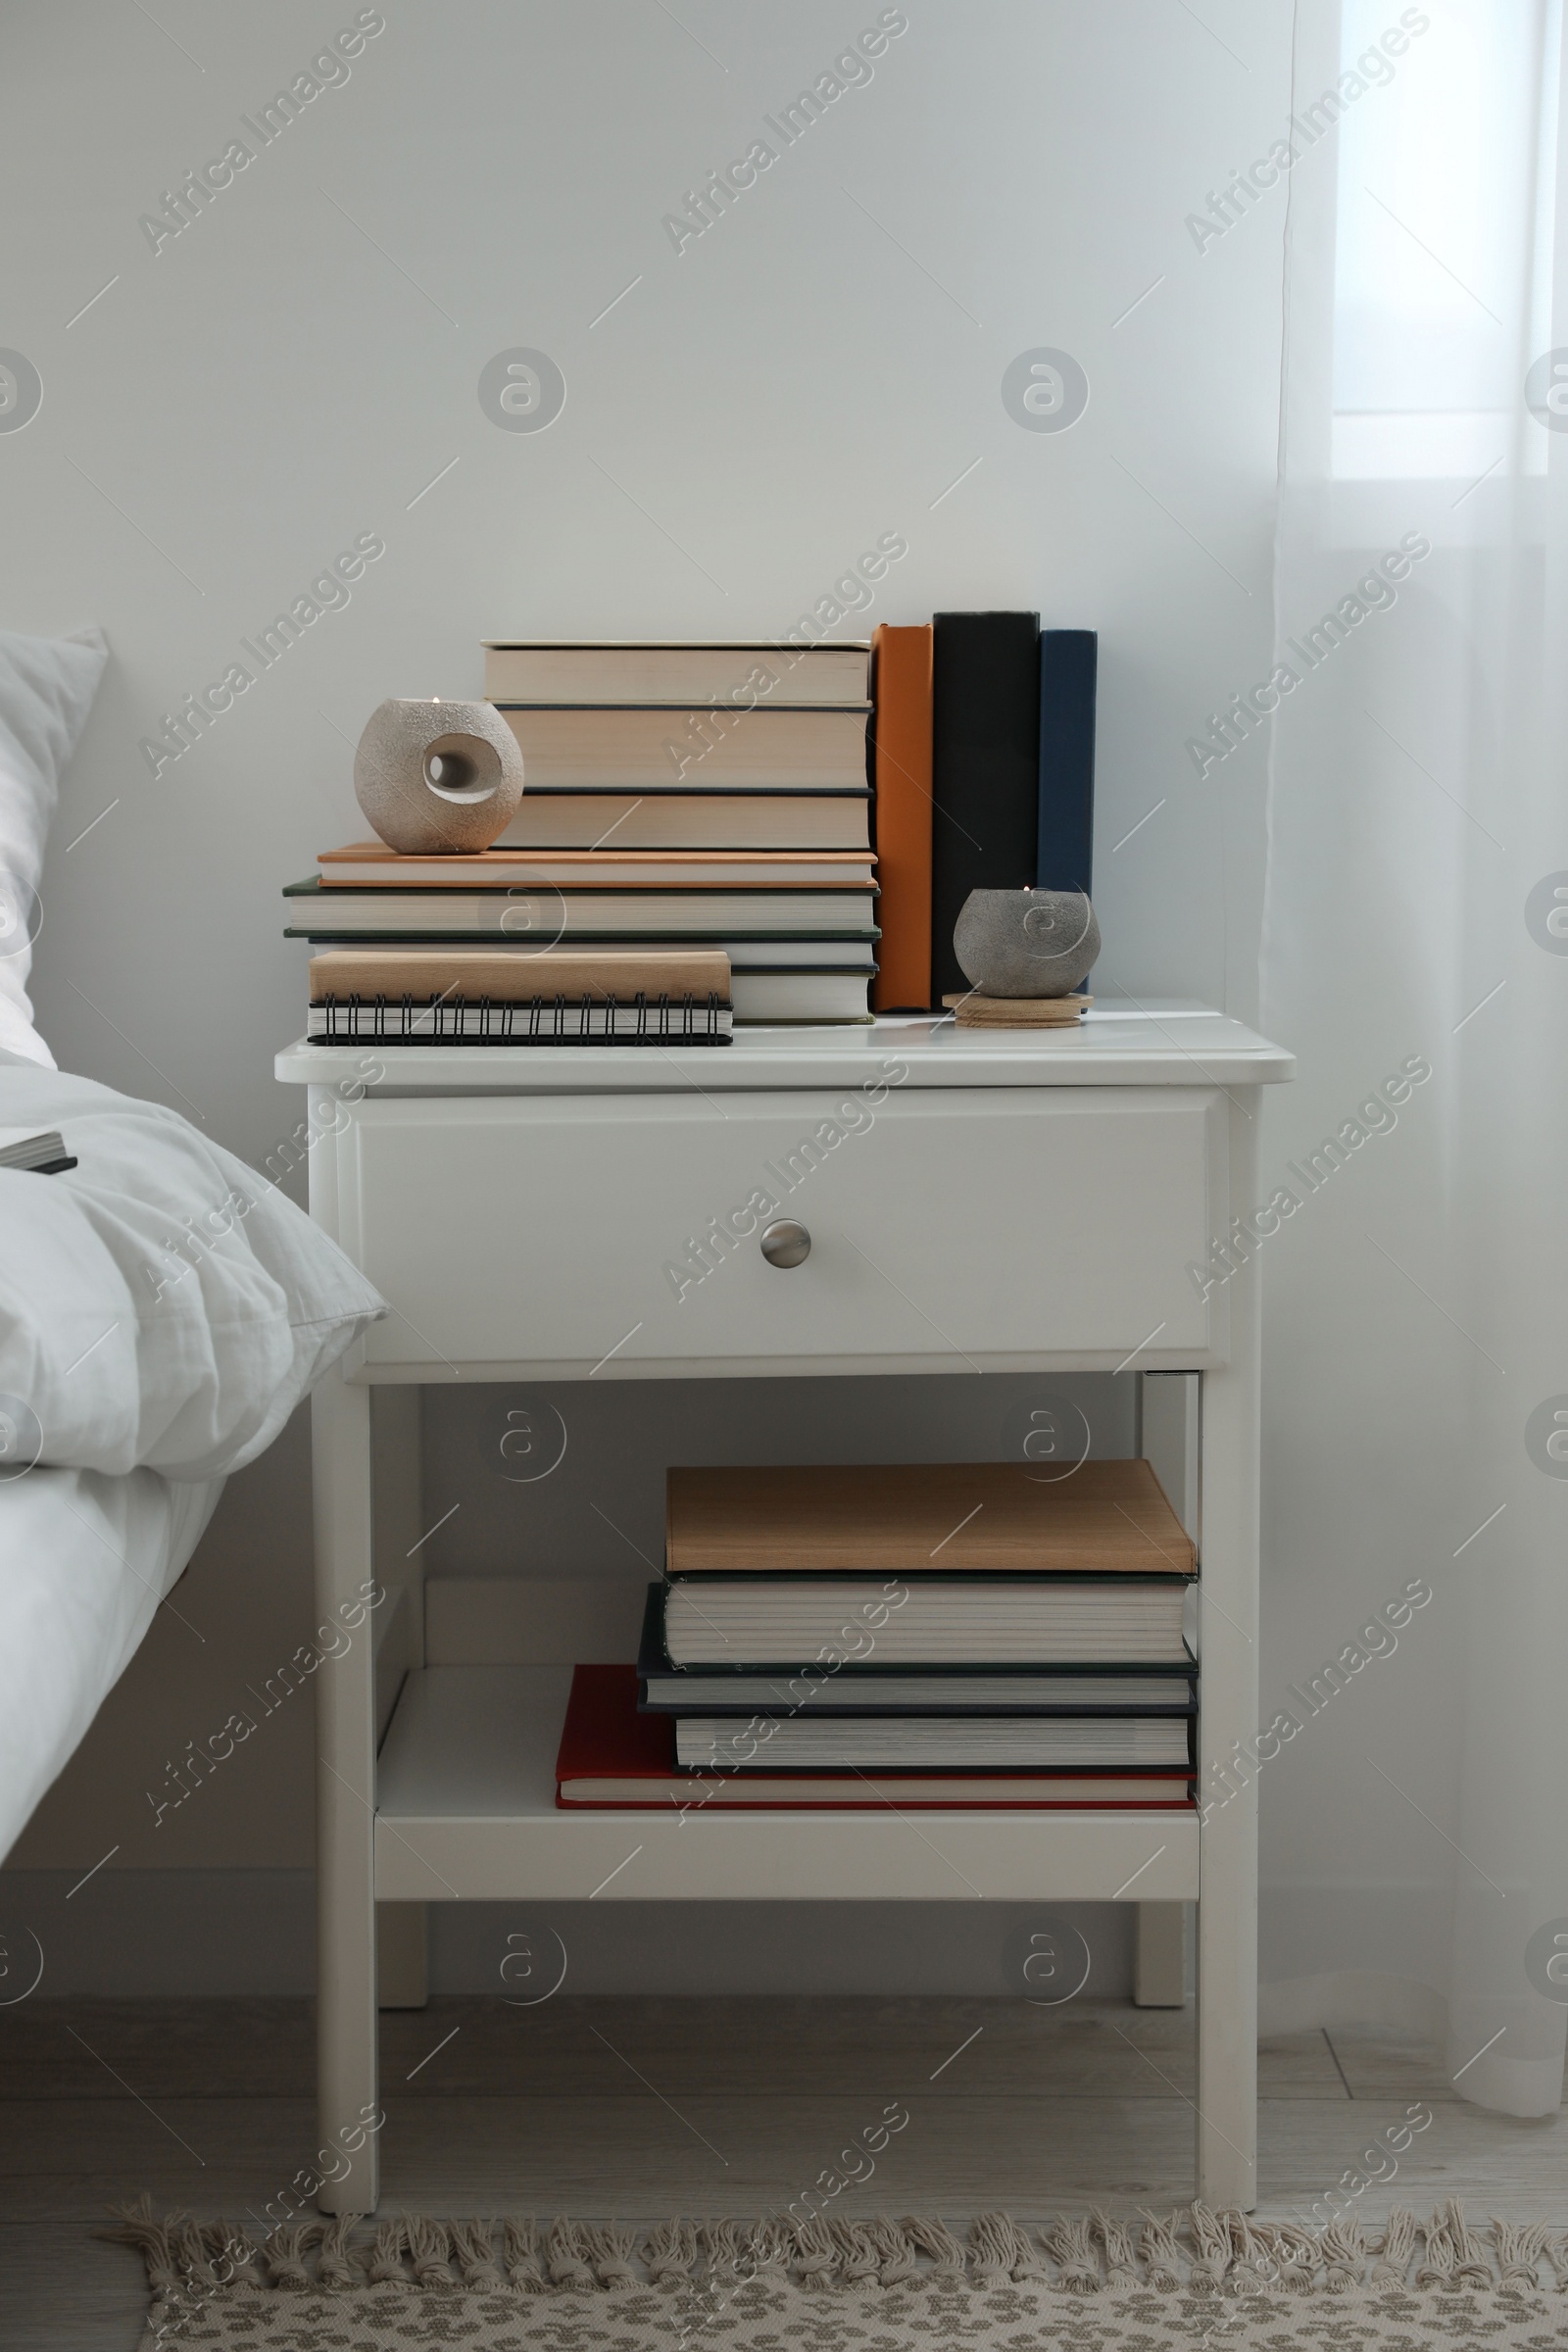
[1036,629,1098,896]
[930,611,1042,1001]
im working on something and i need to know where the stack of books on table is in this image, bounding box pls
[555,1461,1198,1808]
[285,640,879,1033]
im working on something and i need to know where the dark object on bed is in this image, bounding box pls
[0,1126,75,1173]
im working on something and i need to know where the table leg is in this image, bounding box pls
[369,1388,428,2011]
[1139,1373,1199,2010]
[312,1369,380,2215]
[1194,1100,1262,2210]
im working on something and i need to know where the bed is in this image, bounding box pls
[0,1460,223,1856]
[0,626,382,1860]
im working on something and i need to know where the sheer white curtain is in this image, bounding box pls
[1258,0,1568,2114]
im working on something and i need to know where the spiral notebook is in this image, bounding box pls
[308,994,732,1045]
[307,949,732,1047]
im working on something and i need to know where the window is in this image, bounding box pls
[1330,0,1555,478]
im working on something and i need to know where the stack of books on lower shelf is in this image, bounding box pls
[555,1460,1198,1809]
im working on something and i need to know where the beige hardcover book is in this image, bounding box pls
[316,843,874,889]
[285,885,876,936]
[494,792,871,852]
[492,704,870,792]
[483,640,869,705]
[665,1460,1195,1576]
[309,948,730,1004]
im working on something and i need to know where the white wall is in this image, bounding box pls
[1,0,1293,1988]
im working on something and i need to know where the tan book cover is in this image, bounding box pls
[665,1460,1195,1577]
[309,947,730,1004]
[316,843,874,888]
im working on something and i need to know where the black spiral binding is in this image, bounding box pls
[311,990,730,1046]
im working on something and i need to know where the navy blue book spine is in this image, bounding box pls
[1036,629,1098,896]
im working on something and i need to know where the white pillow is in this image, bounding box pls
[0,625,109,1068]
[0,1058,385,1480]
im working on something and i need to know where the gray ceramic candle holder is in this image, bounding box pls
[353,698,524,854]
[953,887,1101,997]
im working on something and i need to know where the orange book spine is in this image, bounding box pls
[869,622,934,1011]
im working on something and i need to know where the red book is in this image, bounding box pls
[555,1666,1195,1810]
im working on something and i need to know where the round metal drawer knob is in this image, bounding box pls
[760,1218,811,1268]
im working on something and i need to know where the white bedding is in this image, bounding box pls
[0,1062,382,1857]
[0,623,369,1859]
[0,1058,383,1480]
[0,1461,222,1856]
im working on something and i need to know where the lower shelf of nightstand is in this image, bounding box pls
[373,1665,1200,1904]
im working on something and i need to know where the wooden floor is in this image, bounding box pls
[2,1995,1563,2347]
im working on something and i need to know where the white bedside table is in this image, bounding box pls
[276,1005,1293,2215]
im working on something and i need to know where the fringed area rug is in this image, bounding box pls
[116,2202,1568,2349]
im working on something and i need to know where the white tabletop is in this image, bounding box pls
[275,1002,1293,1093]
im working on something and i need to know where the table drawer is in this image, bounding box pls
[334,1084,1227,1374]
